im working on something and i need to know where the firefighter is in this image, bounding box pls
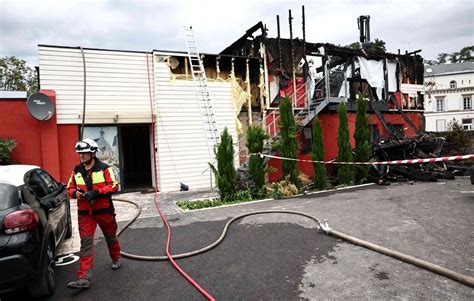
[66,138,121,289]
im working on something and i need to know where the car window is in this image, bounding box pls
[0,183,20,209]
[37,170,58,195]
[27,171,48,198]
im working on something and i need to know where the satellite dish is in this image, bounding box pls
[27,92,55,121]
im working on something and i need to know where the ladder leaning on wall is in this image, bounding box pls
[184,26,220,188]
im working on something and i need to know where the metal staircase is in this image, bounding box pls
[237,75,332,167]
[184,26,220,161]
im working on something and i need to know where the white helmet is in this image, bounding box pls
[75,138,99,153]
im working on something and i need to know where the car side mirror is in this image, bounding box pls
[58,182,67,191]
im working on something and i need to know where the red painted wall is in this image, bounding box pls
[39,90,61,180]
[58,124,79,183]
[0,90,77,183]
[268,111,422,181]
[0,98,43,165]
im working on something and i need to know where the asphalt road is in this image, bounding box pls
[2,178,473,300]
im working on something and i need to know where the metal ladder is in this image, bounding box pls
[184,26,220,160]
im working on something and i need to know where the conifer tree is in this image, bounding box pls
[353,95,372,184]
[246,125,267,196]
[311,119,327,190]
[277,97,299,187]
[209,127,236,201]
[337,102,354,185]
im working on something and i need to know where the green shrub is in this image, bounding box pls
[209,128,237,201]
[444,120,469,155]
[246,125,267,196]
[0,138,17,165]
[337,102,354,185]
[353,95,372,184]
[311,119,327,190]
[276,97,299,187]
[176,189,254,210]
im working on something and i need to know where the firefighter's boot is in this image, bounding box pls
[111,259,121,270]
[67,278,91,289]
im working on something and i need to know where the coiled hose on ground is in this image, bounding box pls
[114,198,474,288]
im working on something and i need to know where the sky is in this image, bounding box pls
[0,0,472,67]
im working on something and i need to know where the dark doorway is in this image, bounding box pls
[120,125,152,191]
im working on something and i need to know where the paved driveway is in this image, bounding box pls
[2,179,473,300]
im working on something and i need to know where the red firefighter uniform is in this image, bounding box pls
[67,158,120,280]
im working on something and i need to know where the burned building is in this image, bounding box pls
[221,15,444,182]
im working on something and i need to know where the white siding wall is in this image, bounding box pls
[153,55,238,192]
[39,46,239,192]
[39,46,152,124]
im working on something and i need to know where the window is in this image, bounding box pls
[436,120,446,132]
[463,96,472,110]
[37,170,58,195]
[436,98,445,111]
[27,172,47,198]
[450,80,457,89]
[462,119,473,130]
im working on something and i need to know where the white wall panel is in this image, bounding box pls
[153,54,238,192]
[39,46,153,124]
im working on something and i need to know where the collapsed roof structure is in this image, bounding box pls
[221,9,449,183]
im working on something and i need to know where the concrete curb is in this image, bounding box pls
[178,183,376,213]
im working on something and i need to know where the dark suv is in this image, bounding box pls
[0,165,72,298]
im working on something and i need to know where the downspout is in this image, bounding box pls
[79,46,87,140]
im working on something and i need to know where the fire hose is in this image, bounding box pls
[114,198,474,288]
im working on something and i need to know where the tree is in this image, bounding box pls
[353,95,372,184]
[369,39,386,52]
[209,128,236,201]
[436,53,450,64]
[457,46,474,62]
[345,42,362,50]
[344,39,386,52]
[277,97,299,187]
[427,47,473,65]
[443,120,469,155]
[0,56,38,95]
[311,119,327,190]
[0,138,17,165]
[246,125,267,196]
[337,102,354,185]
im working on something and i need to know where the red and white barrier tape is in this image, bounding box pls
[254,153,474,165]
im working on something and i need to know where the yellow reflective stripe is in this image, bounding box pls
[92,171,105,184]
[67,174,74,187]
[74,173,86,185]
[107,167,118,188]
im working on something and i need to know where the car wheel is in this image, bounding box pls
[28,240,56,298]
[471,168,474,185]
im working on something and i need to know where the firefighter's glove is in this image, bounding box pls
[83,190,100,204]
